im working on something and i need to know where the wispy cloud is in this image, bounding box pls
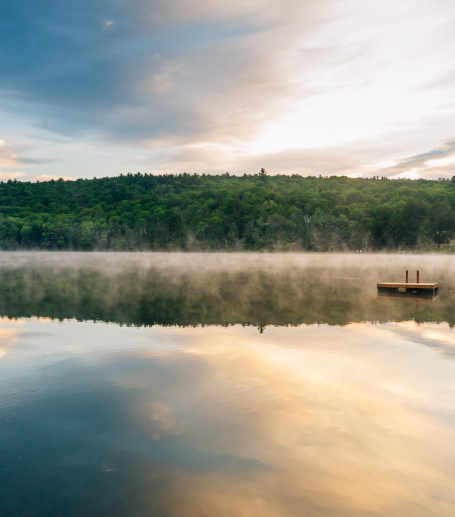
[0,171,26,180]
[0,140,21,168]
[32,174,77,182]
[0,139,50,171]
[370,140,455,179]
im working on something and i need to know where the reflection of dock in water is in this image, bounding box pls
[377,293,438,309]
[377,294,438,302]
[377,270,438,297]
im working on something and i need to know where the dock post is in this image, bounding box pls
[406,270,408,283]
[417,270,419,283]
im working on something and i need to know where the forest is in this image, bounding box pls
[0,172,454,251]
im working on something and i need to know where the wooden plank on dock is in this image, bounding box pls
[377,282,439,289]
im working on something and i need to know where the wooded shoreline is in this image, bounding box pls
[0,173,454,251]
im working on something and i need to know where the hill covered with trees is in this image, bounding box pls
[0,172,454,251]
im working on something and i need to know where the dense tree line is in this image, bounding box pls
[0,172,454,250]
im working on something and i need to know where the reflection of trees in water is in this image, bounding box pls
[0,260,454,328]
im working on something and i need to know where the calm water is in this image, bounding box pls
[1,253,455,516]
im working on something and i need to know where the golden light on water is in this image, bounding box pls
[2,317,455,515]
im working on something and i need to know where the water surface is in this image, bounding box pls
[1,253,455,516]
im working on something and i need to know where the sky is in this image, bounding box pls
[1,0,455,181]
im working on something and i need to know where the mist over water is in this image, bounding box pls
[1,253,455,516]
[0,252,453,327]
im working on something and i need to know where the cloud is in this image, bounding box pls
[31,174,77,181]
[0,139,47,172]
[132,134,455,179]
[32,174,77,182]
[0,171,27,180]
[0,140,21,168]
[371,140,455,179]
[154,142,365,176]
[0,0,338,145]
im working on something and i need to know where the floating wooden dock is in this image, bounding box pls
[377,270,438,294]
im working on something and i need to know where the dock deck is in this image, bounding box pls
[377,282,439,289]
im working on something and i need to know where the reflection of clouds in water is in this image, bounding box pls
[2,319,455,515]
[138,324,455,515]
[0,319,23,358]
[387,322,455,359]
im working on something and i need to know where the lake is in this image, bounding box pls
[1,252,455,516]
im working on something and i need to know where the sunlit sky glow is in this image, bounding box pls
[1,0,455,181]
